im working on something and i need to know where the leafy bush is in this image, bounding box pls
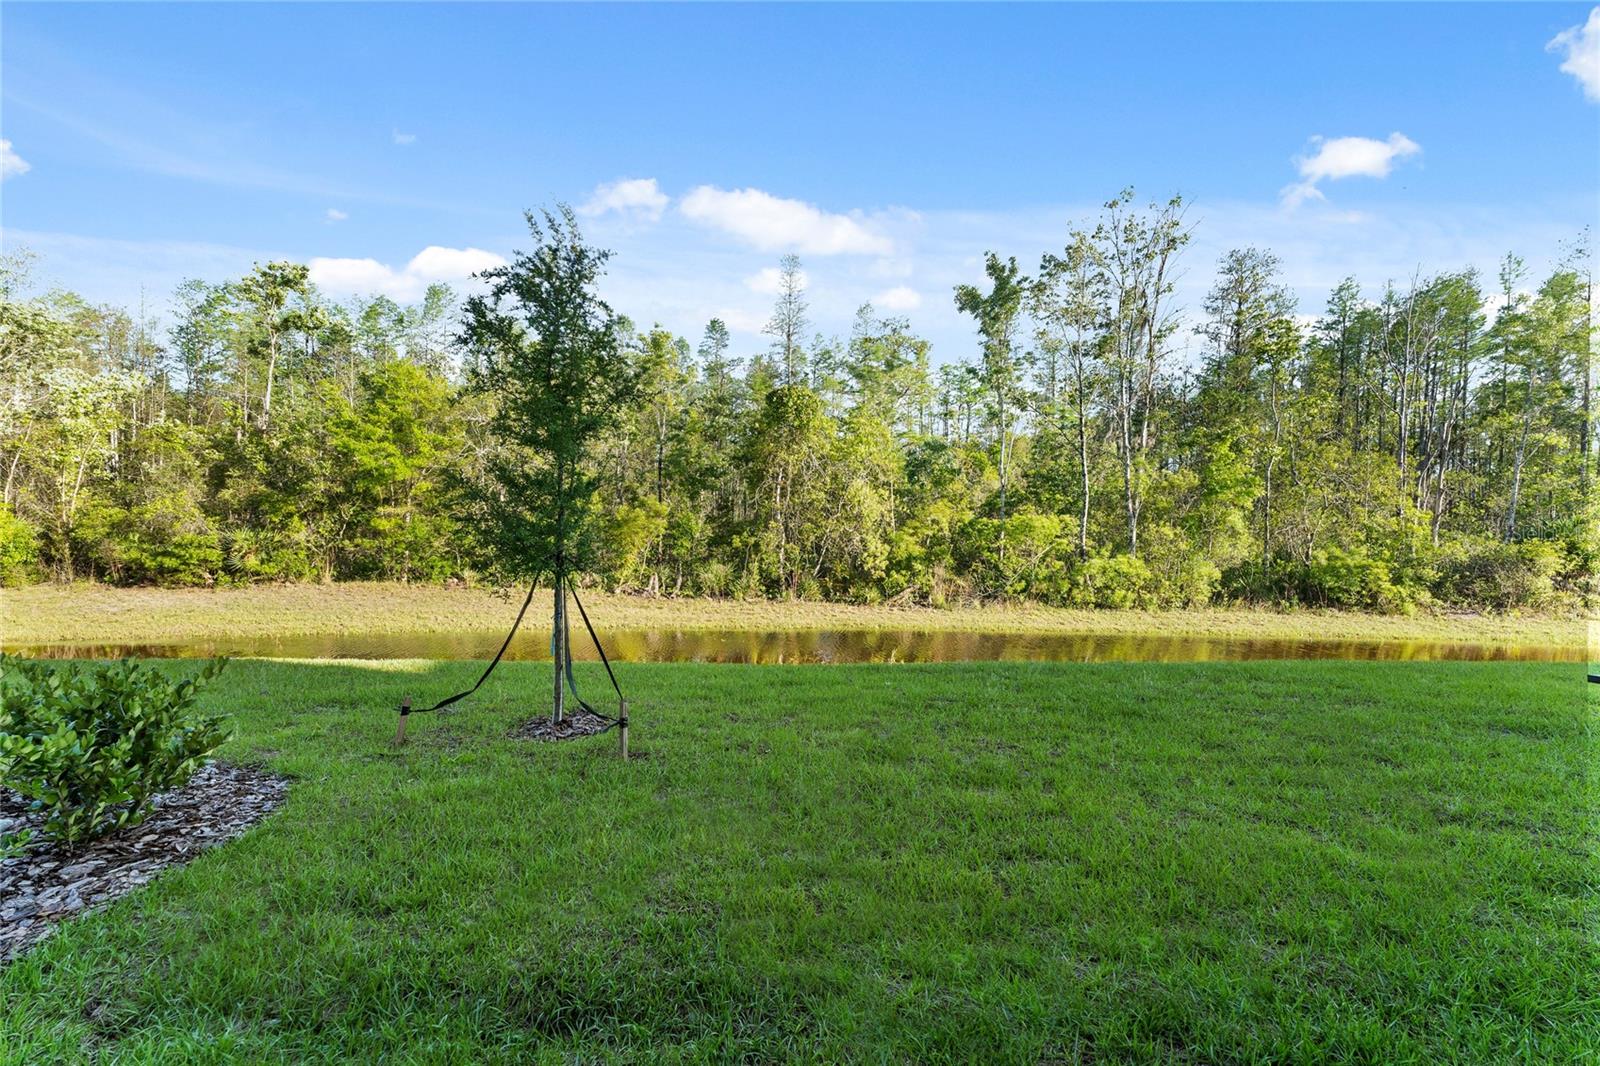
[1432,539,1563,611]
[0,503,39,587]
[1067,553,1154,609]
[953,512,1075,602]
[0,656,231,848]
[1222,549,1420,613]
[1302,547,1414,612]
[1138,523,1222,608]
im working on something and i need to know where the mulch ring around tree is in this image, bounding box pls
[1,762,290,964]
[509,709,615,742]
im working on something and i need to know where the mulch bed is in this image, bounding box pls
[509,709,615,742]
[1,762,289,964]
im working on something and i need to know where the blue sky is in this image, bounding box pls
[2,2,1597,363]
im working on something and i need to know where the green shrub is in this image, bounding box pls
[1223,549,1420,613]
[1068,553,1154,609]
[0,656,231,848]
[1303,547,1413,612]
[1139,523,1222,608]
[1433,539,1563,611]
[0,503,39,587]
[695,560,733,598]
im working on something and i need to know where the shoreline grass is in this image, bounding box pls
[3,659,1595,1062]
[2,580,1589,648]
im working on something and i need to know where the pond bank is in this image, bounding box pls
[2,580,1587,649]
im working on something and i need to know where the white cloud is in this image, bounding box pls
[874,285,923,312]
[407,245,505,279]
[744,265,809,294]
[309,245,505,300]
[579,177,668,222]
[392,129,417,146]
[1281,132,1421,208]
[1478,287,1537,325]
[1549,7,1600,101]
[325,208,348,223]
[1300,133,1421,182]
[678,185,895,255]
[1,139,30,181]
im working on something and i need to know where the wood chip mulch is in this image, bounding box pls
[509,709,615,742]
[0,762,290,964]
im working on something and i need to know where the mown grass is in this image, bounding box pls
[2,581,1588,647]
[2,659,1595,1063]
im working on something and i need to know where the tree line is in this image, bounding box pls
[1,194,1592,613]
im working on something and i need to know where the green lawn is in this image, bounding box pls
[3,660,1595,1063]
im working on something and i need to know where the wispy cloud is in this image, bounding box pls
[679,185,896,256]
[4,90,485,215]
[0,229,272,305]
[1281,132,1421,208]
[324,208,348,223]
[1,139,31,181]
[1549,7,1600,101]
[308,245,505,301]
[392,129,418,146]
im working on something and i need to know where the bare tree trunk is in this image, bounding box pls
[995,384,1009,572]
[1118,365,1138,556]
[1506,413,1532,542]
[261,330,279,430]
[1076,363,1090,560]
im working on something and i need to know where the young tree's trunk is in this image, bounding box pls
[552,575,566,725]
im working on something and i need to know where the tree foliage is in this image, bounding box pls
[0,202,1592,613]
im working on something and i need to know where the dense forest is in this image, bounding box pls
[1,194,1593,612]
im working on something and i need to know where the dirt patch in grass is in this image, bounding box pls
[509,709,616,742]
[1,762,289,963]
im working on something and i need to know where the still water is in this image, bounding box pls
[4,628,1584,663]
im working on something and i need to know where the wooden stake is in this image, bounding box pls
[618,698,629,761]
[394,695,411,745]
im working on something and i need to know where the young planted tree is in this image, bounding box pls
[461,207,641,723]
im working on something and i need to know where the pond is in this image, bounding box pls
[4,629,1584,664]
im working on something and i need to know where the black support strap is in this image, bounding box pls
[405,580,540,714]
[569,583,624,706]
[400,576,629,730]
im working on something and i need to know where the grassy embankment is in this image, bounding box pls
[2,658,1595,1062]
[2,581,1588,647]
